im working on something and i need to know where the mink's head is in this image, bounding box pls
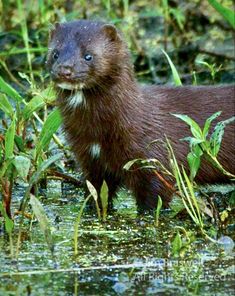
[47,20,128,91]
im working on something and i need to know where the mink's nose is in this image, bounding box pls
[58,65,73,79]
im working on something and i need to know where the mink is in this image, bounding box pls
[46,20,235,210]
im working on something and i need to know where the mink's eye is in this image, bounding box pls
[52,49,59,60]
[84,54,93,61]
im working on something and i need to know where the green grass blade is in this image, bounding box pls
[123,0,129,17]
[208,0,235,29]
[154,195,163,227]
[0,202,14,257]
[16,0,34,85]
[0,76,23,102]
[167,139,200,225]
[36,108,62,158]
[5,118,15,159]
[182,167,203,227]
[0,202,14,234]
[74,195,92,256]
[0,47,47,57]
[0,94,14,118]
[178,166,199,225]
[162,49,182,86]
[0,159,13,178]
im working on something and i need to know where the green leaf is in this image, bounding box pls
[208,0,235,29]
[13,155,31,180]
[22,87,56,120]
[86,180,101,219]
[181,137,204,147]
[36,108,62,157]
[23,94,45,120]
[172,231,182,256]
[40,86,56,103]
[162,49,182,86]
[172,113,202,138]
[86,180,98,201]
[154,195,163,227]
[0,202,14,234]
[169,196,185,217]
[187,145,203,181]
[5,118,15,159]
[5,215,14,234]
[100,180,109,221]
[29,194,54,253]
[170,8,185,30]
[0,76,23,102]
[123,159,140,170]
[28,154,62,190]
[20,153,63,212]
[0,144,2,163]
[0,93,14,118]
[17,153,62,257]
[0,159,13,178]
[74,194,92,256]
[14,135,25,152]
[203,111,222,138]
[197,61,212,70]
[210,116,235,156]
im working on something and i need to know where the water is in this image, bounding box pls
[0,181,234,295]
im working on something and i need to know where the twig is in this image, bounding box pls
[199,48,235,61]
[47,169,82,186]
[154,170,176,193]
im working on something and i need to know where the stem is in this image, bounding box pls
[206,152,235,179]
[16,0,35,86]
[74,195,91,256]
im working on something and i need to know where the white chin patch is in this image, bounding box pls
[57,82,84,90]
[68,91,86,108]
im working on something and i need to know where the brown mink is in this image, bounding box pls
[46,20,235,210]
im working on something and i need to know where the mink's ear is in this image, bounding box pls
[101,24,119,41]
[48,22,61,40]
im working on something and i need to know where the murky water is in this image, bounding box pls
[0,181,234,295]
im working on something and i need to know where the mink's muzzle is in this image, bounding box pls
[50,64,88,90]
[50,65,88,83]
[51,64,76,81]
[57,65,73,79]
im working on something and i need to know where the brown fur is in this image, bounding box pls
[47,20,235,210]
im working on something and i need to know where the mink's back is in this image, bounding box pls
[139,85,235,183]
